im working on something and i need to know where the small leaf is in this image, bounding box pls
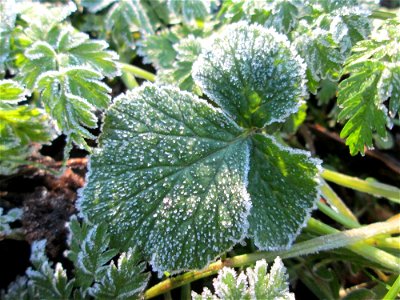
[27,240,74,300]
[78,83,251,273]
[0,80,27,103]
[338,61,391,155]
[193,22,306,128]
[66,222,118,289]
[168,0,211,22]
[89,248,150,300]
[36,67,111,150]
[0,208,23,235]
[1,276,29,300]
[81,0,117,13]
[192,257,294,299]
[248,134,321,250]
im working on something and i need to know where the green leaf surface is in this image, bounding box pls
[0,80,27,103]
[248,134,321,250]
[89,248,150,300]
[27,240,74,300]
[36,67,111,150]
[338,61,391,156]
[168,0,211,22]
[192,257,294,299]
[67,221,118,289]
[78,84,251,273]
[0,80,54,175]
[0,0,17,76]
[193,22,306,128]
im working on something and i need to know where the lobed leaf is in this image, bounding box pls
[27,240,75,300]
[193,22,306,128]
[89,248,150,300]
[78,83,251,273]
[168,0,211,22]
[192,257,294,299]
[248,134,321,250]
[36,67,111,150]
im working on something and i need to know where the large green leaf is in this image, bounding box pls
[193,22,306,128]
[248,134,321,249]
[168,0,211,22]
[78,84,251,273]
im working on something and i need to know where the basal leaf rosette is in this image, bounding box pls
[78,84,251,274]
[78,22,320,274]
[193,22,307,128]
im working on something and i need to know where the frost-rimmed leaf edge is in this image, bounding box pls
[248,133,322,251]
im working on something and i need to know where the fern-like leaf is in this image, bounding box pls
[192,257,294,299]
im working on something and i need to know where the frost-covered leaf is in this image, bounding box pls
[36,67,111,150]
[89,248,150,300]
[338,61,394,156]
[27,240,74,300]
[0,208,23,235]
[138,29,179,69]
[81,0,117,13]
[337,19,400,155]
[0,80,54,175]
[192,257,294,299]
[293,3,370,94]
[1,276,29,300]
[294,25,345,94]
[247,258,293,299]
[66,220,118,289]
[248,134,321,250]
[0,80,27,103]
[193,22,306,128]
[105,0,154,58]
[78,83,251,273]
[263,0,304,34]
[17,1,77,39]
[0,0,17,76]
[168,0,211,22]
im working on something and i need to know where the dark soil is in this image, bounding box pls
[0,155,87,289]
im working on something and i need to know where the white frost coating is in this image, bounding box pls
[193,257,294,299]
[193,21,307,128]
[249,134,322,251]
[79,83,252,274]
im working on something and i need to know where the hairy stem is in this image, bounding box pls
[322,169,400,203]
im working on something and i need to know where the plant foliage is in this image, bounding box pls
[1,217,150,300]
[78,22,321,274]
[192,257,294,300]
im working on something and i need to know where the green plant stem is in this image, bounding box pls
[371,237,400,249]
[180,284,191,300]
[321,181,359,223]
[144,218,399,299]
[120,63,156,82]
[317,201,360,229]
[384,275,400,300]
[370,10,397,20]
[322,169,400,203]
[121,71,139,89]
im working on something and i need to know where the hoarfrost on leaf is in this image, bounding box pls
[337,19,400,155]
[89,248,150,300]
[248,134,321,250]
[192,257,294,299]
[168,0,211,22]
[193,22,307,128]
[78,83,251,273]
